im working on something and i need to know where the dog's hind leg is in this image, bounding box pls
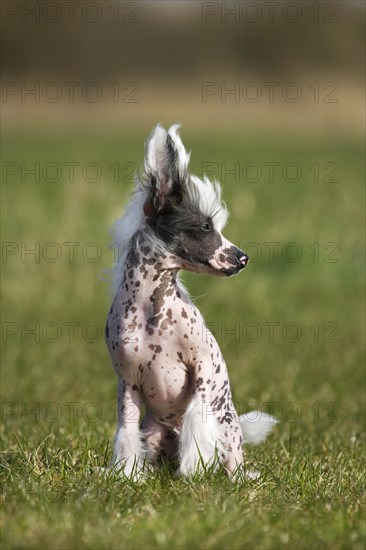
[111,377,146,479]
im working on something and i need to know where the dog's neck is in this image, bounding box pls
[118,236,184,309]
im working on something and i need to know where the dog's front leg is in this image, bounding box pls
[178,362,223,476]
[111,377,146,479]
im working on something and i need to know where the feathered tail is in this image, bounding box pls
[239,411,278,445]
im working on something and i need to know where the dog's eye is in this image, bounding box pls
[201,223,211,232]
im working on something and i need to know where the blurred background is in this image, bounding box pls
[1,0,364,495]
[2,1,364,134]
[1,1,365,546]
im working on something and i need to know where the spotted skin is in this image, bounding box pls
[105,235,245,475]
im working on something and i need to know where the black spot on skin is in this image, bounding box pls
[161,308,173,330]
[132,384,138,391]
[139,265,148,278]
[146,312,164,334]
[149,271,172,317]
[105,322,109,338]
[181,308,188,318]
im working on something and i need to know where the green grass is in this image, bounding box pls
[1,129,365,549]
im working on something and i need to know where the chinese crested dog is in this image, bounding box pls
[105,124,276,478]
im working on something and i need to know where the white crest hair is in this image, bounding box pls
[110,124,228,295]
[189,175,228,232]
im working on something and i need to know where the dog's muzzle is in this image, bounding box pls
[220,247,249,275]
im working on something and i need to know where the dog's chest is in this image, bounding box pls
[105,267,235,425]
[106,281,209,370]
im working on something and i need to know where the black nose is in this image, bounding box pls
[236,252,249,267]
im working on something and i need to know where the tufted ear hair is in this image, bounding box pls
[144,124,190,214]
[167,124,191,178]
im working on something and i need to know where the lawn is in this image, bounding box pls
[1,128,365,549]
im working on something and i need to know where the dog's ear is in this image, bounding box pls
[144,124,190,214]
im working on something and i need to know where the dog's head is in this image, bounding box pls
[142,124,249,277]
